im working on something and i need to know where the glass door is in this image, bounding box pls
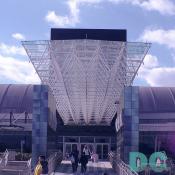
[103,144,109,159]
[96,144,109,160]
[96,144,102,159]
[65,143,78,158]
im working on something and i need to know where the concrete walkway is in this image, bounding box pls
[52,160,116,175]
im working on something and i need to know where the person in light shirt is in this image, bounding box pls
[83,145,91,161]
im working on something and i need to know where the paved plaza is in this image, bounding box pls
[53,160,116,175]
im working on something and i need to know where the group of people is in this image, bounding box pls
[33,145,106,175]
[70,145,90,174]
[33,145,90,175]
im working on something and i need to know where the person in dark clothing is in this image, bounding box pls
[39,155,48,175]
[79,152,88,173]
[70,147,79,173]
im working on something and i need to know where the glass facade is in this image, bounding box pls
[54,136,116,160]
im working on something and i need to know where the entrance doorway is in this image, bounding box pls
[96,144,109,159]
[62,136,114,160]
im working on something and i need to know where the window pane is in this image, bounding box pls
[80,137,94,143]
[65,137,79,142]
[95,137,109,143]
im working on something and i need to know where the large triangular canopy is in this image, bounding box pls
[22,40,150,125]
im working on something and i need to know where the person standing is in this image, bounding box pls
[70,146,79,173]
[79,152,88,174]
[83,145,91,161]
[40,155,48,175]
[34,155,48,175]
[34,157,42,175]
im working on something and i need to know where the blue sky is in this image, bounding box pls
[0,0,175,86]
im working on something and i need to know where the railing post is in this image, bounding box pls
[10,111,13,126]
[4,149,9,167]
[25,111,28,123]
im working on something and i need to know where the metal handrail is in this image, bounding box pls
[0,113,8,122]
[12,112,25,124]
[0,149,9,167]
[3,149,9,156]
[4,149,9,166]
[109,152,138,175]
[119,160,138,175]
[26,158,32,175]
[27,158,31,168]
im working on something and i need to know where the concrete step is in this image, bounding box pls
[0,161,29,175]
[0,169,24,175]
[3,165,27,170]
[7,160,28,167]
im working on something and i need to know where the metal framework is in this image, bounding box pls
[22,40,150,125]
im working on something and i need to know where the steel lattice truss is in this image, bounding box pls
[22,40,150,125]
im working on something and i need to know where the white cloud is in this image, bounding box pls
[137,54,175,86]
[45,11,73,27]
[45,0,103,27]
[143,67,175,86]
[142,54,159,68]
[139,28,175,49]
[12,33,25,40]
[109,0,175,15]
[0,54,41,84]
[45,0,79,27]
[0,43,26,56]
[138,28,175,66]
[45,0,175,27]
[138,0,175,15]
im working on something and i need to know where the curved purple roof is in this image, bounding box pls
[0,85,33,113]
[139,87,175,113]
[1,85,175,114]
